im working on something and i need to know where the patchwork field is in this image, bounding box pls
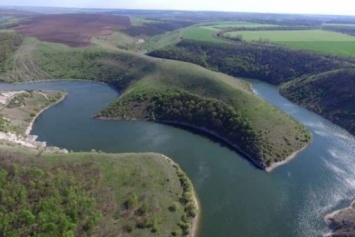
[223,29,355,56]
[15,14,131,47]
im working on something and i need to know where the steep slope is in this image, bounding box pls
[280,69,355,135]
[149,39,355,137]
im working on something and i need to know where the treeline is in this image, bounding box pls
[219,25,315,32]
[323,26,355,36]
[149,39,355,84]
[280,69,355,135]
[124,20,194,36]
[0,32,22,73]
[249,18,323,27]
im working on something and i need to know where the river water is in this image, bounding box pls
[1,79,355,237]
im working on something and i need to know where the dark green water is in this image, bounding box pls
[1,80,355,237]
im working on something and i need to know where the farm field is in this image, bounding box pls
[181,26,225,43]
[181,21,278,43]
[224,29,355,57]
[15,14,131,47]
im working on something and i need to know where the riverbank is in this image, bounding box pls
[265,141,310,172]
[324,201,355,237]
[98,116,309,172]
[25,90,67,135]
[0,89,68,152]
[161,154,200,237]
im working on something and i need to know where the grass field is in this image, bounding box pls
[181,21,277,43]
[181,26,226,43]
[224,30,355,57]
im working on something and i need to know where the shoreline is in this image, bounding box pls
[323,200,355,236]
[0,90,68,152]
[98,116,309,172]
[160,154,200,237]
[25,91,67,136]
[157,120,311,172]
[265,140,311,172]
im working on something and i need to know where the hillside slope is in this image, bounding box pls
[280,69,355,135]
[0,146,197,237]
[149,39,355,137]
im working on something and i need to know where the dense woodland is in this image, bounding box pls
[149,40,355,84]
[323,26,355,36]
[280,69,355,135]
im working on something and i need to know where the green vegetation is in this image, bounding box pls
[0,16,20,29]
[149,40,354,84]
[124,20,194,37]
[149,40,355,136]
[0,35,311,168]
[0,146,197,237]
[280,68,355,135]
[0,90,65,135]
[181,26,227,43]
[223,30,355,57]
[0,32,23,74]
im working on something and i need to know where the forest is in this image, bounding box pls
[149,39,355,84]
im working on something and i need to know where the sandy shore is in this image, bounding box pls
[160,154,200,237]
[265,141,311,172]
[0,90,68,152]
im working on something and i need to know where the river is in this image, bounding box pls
[1,79,355,237]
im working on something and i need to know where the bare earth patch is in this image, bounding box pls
[15,14,131,47]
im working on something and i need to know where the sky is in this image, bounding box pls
[1,0,355,16]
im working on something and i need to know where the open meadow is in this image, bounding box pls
[223,29,355,57]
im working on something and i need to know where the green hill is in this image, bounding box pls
[280,69,355,135]
[0,146,197,237]
[149,39,355,137]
